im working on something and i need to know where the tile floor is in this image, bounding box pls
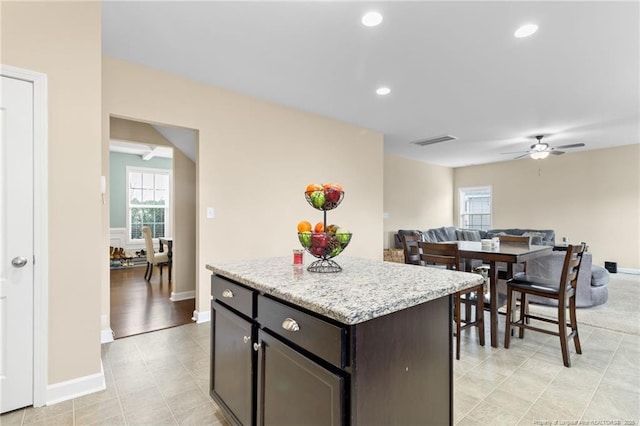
[2,309,639,425]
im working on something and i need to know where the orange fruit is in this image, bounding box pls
[297,220,312,233]
[323,183,343,192]
[306,183,323,192]
[314,222,324,233]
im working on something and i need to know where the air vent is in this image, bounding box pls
[412,135,457,146]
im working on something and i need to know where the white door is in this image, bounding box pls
[0,75,35,413]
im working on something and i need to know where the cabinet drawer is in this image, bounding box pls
[212,275,256,319]
[258,295,346,368]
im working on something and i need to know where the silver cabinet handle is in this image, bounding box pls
[11,256,28,268]
[222,289,234,298]
[282,318,300,332]
[243,336,250,344]
[253,342,261,351]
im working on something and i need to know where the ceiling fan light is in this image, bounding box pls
[362,11,383,27]
[514,24,538,38]
[530,151,550,160]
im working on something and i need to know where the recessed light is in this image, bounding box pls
[514,24,538,38]
[376,87,391,96]
[362,11,383,27]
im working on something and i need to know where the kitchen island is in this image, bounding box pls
[206,256,484,426]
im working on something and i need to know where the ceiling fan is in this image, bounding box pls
[503,135,586,160]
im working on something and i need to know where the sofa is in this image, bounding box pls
[394,226,555,249]
[394,226,609,308]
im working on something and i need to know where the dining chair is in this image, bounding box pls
[141,226,171,281]
[401,234,422,266]
[418,241,485,360]
[504,243,586,367]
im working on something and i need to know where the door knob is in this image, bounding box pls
[222,289,234,298]
[11,256,28,268]
[253,342,261,351]
[243,336,251,344]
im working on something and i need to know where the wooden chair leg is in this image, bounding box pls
[455,292,462,360]
[518,293,527,339]
[477,288,485,346]
[144,262,151,280]
[168,262,172,282]
[504,287,513,349]
[570,297,582,354]
[558,303,570,367]
[148,263,154,281]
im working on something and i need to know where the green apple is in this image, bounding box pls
[298,232,312,247]
[310,190,326,208]
[336,227,351,244]
[329,246,343,257]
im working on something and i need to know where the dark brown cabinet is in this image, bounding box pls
[256,330,344,426]
[211,301,256,426]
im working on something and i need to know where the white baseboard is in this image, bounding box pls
[46,361,106,405]
[617,268,640,275]
[101,328,114,344]
[100,314,114,344]
[170,290,195,302]
[192,309,211,323]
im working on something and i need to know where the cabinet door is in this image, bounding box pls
[211,302,255,426]
[257,330,344,426]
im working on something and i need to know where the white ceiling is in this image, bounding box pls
[102,1,639,168]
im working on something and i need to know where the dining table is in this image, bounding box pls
[456,240,553,347]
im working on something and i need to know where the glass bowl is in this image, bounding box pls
[304,189,344,211]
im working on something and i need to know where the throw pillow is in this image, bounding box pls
[456,229,481,241]
[523,231,545,245]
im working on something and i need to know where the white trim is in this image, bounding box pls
[1,64,48,408]
[170,290,195,302]
[617,268,640,275]
[101,329,115,344]
[100,314,114,344]
[46,362,106,405]
[192,309,211,323]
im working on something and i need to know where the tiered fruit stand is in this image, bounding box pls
[298,186,352,273]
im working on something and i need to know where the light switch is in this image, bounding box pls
[383,212,389,219]
[206,207,215,219]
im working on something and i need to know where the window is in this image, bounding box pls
[459,186,492,230]
[127,167,171,241]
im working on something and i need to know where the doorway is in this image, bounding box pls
[108,117,197,338]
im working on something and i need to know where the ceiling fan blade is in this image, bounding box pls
[554,143,585,149]
[514,153,530,159]
[501,150,528,155]
[550,150,565,155]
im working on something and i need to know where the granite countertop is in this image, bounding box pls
[206,256,484,325]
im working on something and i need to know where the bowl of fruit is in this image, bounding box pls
[297,221,352,272]
[305,183,344,211]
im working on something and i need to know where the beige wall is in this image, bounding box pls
[102,56,384,317]
[109,117,197,298]
[383,154,454,248]
[1,1,102,383]
[454,144,640,268]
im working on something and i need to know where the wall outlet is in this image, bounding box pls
[206,207,215,219]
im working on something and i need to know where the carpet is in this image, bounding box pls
[527,272,640,335]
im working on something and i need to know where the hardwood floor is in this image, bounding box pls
[110,265,194,339]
